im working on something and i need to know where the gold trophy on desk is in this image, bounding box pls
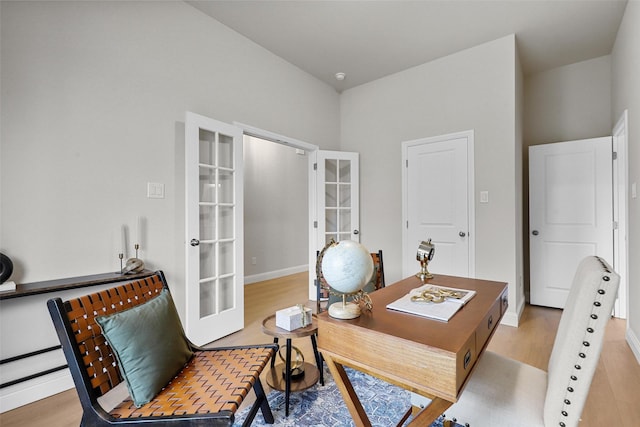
[416,239,435,281]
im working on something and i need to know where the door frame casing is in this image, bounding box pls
[612,110,629,319]
[401,130,476,278]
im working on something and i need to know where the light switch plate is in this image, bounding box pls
[480,191,489,203]
[147,182,165,199]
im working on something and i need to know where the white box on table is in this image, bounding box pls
[275,305,312,331]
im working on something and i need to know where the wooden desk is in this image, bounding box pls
[317,274,508,427]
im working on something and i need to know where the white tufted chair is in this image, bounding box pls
[445,256,620,427]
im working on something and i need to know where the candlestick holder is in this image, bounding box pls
[123,244,145,274]
[118,253,124,274]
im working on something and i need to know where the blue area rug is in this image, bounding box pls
[234,366,447,426]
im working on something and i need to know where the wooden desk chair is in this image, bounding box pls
[48,271,276,427]
[315,249,385,314]
[445,256,620,427]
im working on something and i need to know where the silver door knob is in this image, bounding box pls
[190,238,200,246]
[532,230,539,236]
[353,230,359,235]
[459,231,466,237]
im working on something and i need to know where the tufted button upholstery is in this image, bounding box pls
[444,256,620,427]
[544,257,619,427]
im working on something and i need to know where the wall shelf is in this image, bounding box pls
[0,270,154,300]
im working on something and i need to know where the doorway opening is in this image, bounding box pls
[243,135,309,284]
[527,109,629,319]
[235,123,319,290]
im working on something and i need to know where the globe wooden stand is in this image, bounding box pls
[328,302,361,319]
[328,296,361,319]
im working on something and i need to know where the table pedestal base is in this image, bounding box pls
[266,362,320,392]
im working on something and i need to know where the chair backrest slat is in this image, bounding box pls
[54,273,166,397]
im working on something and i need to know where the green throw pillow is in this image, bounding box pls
[96,289,193,407]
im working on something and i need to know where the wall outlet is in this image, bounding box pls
[251,257,257,265]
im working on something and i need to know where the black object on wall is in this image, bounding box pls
[0,253,13,283]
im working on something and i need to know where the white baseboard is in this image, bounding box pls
[0,369,74,413]
[244,264,308,285]
[501,295,525,327]
[626,325,640,365]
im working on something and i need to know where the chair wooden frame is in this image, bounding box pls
[48,271,276,427]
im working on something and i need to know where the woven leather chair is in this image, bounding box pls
[316,249,385,314]
[445,256,620,427]
[48,271,276,427]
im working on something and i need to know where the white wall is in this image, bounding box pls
[611,0,640,361]
[243,136,308,282]
[340,35,524,325]
[525,56,612,146]
[0,1,339,409]
[0,0,339,303]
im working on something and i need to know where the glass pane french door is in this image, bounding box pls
[323,156,357,244]
[186,112,243,346]
[309,150,359,299]
[314,152,360,242]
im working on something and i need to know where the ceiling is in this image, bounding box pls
[187,0,628,92]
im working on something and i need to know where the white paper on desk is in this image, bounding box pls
[386,284,476,322]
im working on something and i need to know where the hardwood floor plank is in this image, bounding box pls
[0,388,81,427]
[1,272,637,427]
[581,362,623,426]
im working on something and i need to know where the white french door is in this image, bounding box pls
[309,150,360,299]
[402,131,475,279]
[529,137,613,309]
[185,112,244,346]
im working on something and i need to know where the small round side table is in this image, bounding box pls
[261,314,324,416]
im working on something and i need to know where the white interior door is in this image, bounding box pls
[402,131,474,278]
[529,137,613,308]
[185,112,244,346]
[309,150,359,299]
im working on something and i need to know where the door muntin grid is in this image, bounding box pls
[324,158,352,244]
[198,129,236,319]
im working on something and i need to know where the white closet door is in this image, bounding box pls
[529,137,613,308]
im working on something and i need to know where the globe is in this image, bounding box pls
[321,240,374,319]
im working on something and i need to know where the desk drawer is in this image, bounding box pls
[455,333,477,392]
[476,296,502,352]
[500,288,509,316]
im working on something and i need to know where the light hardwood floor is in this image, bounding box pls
[1,272,638,426]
